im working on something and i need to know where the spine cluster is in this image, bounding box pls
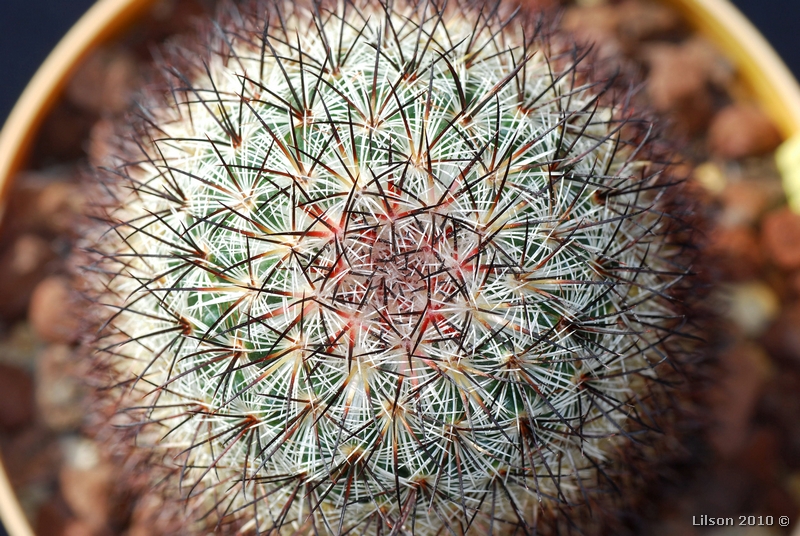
[87,0,692,533]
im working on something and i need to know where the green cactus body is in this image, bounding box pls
[90,0,689,533]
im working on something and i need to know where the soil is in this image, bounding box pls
[1,0,799,534]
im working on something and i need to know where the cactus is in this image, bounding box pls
[87,0,693,533]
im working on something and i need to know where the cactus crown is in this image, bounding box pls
[89,0,689,533]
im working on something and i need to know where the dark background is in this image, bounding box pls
[0,1,798,536]
[1,0,799,126]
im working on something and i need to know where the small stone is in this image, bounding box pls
[66,47,139,115]
[36,345,86,431]
[644,40,720,133]
[37,182,85,235]
[125,525,152,536]
[708,105,782,160]
[709,343,772,458]
[2,425,62,490]
[0,234,55,322]
[616,0,681,45]
[0,169,76,240]
[736,426,780,484]
[562,5,622,59]
[63,519,110,536]
[28,276,81,344]
[761,207,800,270]
[33,101,96,162]
[16,482,51,528]
[35,495,72,536]
[10,234,53,275]
[758,370,800,470]
[125,523,153,536]
[721,282,780,337]
[0,363,35,431]
[707,225,763,281]
[0,322,44,370]
[762,302,800,364]
[645,43,703,110]
[88,119,117,166]
[59,463,114,529]
[720,181,774,227]
[787,472,800,506]
[694,161,727,194]
[127,492,184,536]
[60,437,100,471]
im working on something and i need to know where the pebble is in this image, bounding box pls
[0,2,796,536]
[16,481,51,528]
[3,166,75,237]
[9,234,54,275]
[762,303,800,364]
[37,182,85,235]
[125,526,151,536]
[616,0,681,46]
[0,363,35,431]
[34,101,97,162]
[61,436,101,471]
[562,5,622,59]
[36,345,86,431]
[709,343,772,458]
[60,462,114,530]
[694,161,727,194]
[126,492,182,536]
[720,180,775,227]
[66,47,139,115]
[708,105,782,160]
[721,282,780,337]
[758,369,800,465]
[63,519,112,536]
[1,425,62,491]
[88,119,117,167]
[28,276,81,344]
[761,207,800,270]
[644,40,718,133]
[0,322,44,370]
[736,427,781,485]
[35,495,72,536]
[0,234,55,322]
[707,225,764,281]
[787,473,800,508]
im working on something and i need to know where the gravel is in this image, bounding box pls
[2,0,800,534]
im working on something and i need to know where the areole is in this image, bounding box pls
[0,0,799,535]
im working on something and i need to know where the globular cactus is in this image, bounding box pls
[86,0,694,533]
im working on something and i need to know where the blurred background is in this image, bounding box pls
[1,0,799,125]
[0,1,799,536]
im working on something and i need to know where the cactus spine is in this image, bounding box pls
[88,0,691,533]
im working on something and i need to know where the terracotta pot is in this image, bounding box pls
[0,0,798,534]
[0,0,158,226]
[663,0,800,210]
[0,3,157,535]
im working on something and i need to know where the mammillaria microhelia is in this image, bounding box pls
[88,0,693,533]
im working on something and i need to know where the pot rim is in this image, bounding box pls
[1,1,799,535]
[663,0,800,139]
[0,2,157,535]
[0,0,157,227]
